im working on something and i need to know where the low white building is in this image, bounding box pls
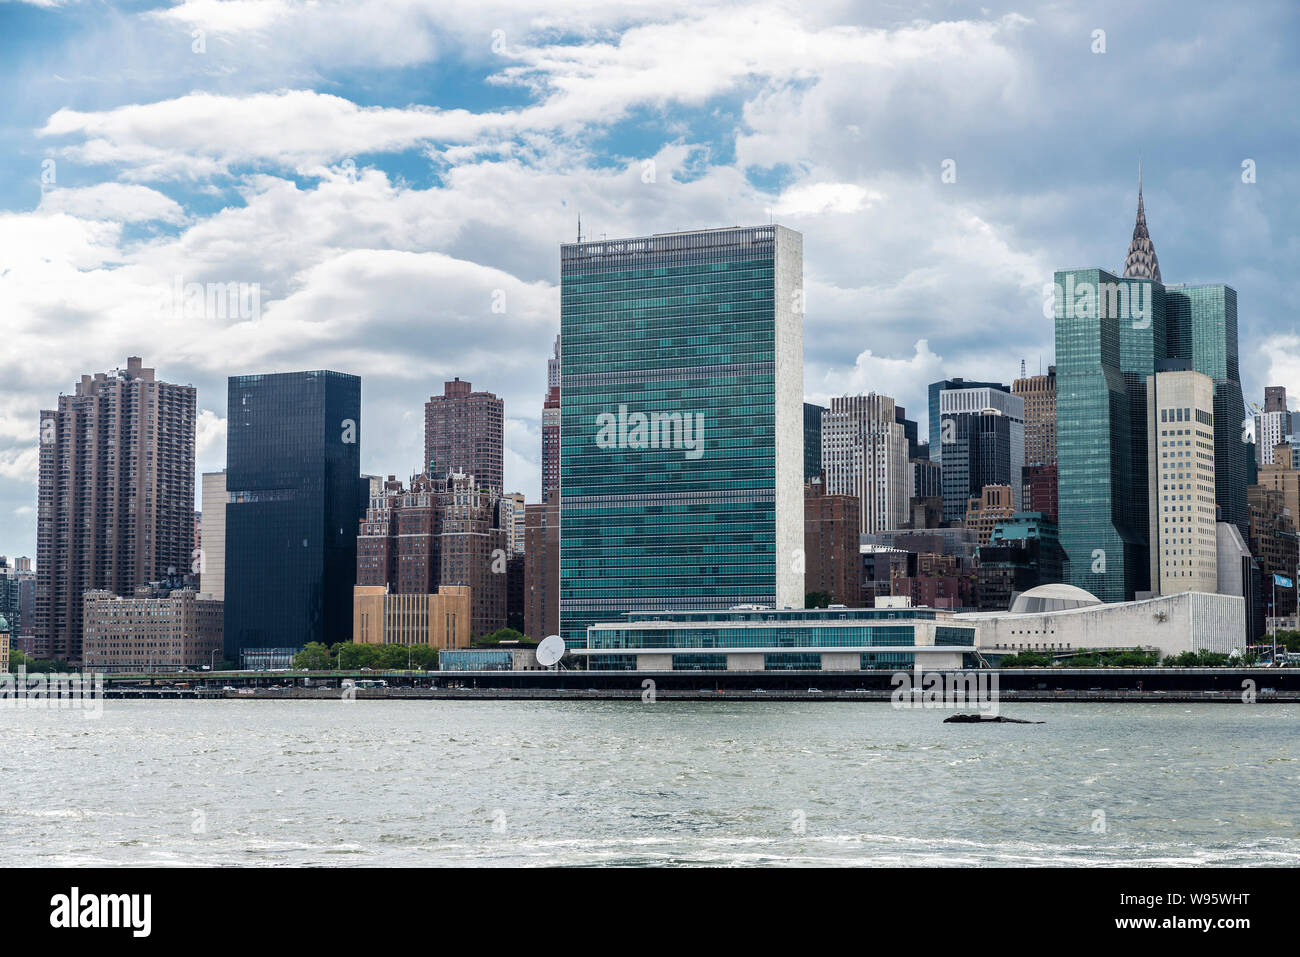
[957,583,1244,658]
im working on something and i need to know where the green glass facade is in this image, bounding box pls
[559,226,803,648]
[1055,269,1157,601]
[1056,269,1246,600]
[1164,285,1247,536]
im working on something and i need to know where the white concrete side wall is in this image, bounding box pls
[727,653,764,671]
[924,651,965,670]
[773,226,804,609]
[968,591,1246,657]
[199,471,228,601]
[821,652,859,671]
[1188,591,1247,655]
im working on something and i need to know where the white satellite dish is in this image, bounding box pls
[536,634,566,667]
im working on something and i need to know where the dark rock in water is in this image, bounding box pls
[944,714,1044,724]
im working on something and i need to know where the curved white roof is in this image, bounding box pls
[1009,583,1103,614]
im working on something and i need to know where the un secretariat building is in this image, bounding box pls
[558,225,805,652]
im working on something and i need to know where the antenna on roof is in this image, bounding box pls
[577,212,582,243]
[1020,359,1026,379]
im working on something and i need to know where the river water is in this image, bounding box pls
[2,701,1297,866]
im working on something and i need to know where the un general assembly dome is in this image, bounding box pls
[1010,584,1103,615]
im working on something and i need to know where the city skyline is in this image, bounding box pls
[3,1,1298,561]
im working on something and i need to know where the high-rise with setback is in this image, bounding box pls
[424,379,504,495]
[542,337,561,504]
[822,394,909,534]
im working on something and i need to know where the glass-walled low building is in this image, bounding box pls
[576,607,977,672]
[440,649,514,671]
[439,646,543,671]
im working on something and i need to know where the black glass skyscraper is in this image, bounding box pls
[224,371,361,664]
[926,378,1007,464]
[941,411,1016,522]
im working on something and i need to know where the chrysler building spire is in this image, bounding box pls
[1122,157,1162,283]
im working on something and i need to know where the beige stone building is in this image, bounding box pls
[822,393,909,534]
[1147,368,1218,595]
[352,585,472,649]
[965,485,1015,544]
[1012,367,1057,466]
[82,585,223,672]
[199,471,228,600]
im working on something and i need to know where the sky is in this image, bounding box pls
[1,0,1297,562]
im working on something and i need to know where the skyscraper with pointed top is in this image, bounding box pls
[1054,166,1247,601]
[1123,160,1162,283]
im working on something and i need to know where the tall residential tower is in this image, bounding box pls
[35,357,196,662]
[424,379,504,494]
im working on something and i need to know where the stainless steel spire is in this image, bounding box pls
[1122,158,1162,282]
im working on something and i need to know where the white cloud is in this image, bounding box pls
[39,8,1037,183]
[16,0,1269,562]
[37,183,187,224]
[40,91,506,180]
[774,182,880,216]
[0,444,38,483]
[813,338,945,408]
[196,409,226,455]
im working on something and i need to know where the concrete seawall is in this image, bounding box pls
[95,667,1300,702]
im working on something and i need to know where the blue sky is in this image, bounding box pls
[1,0,1298,561]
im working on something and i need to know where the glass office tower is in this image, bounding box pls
[1056,177,1248,601]
[803,402,825,481]
[1164,284,1247,537]
[559,225,804,649]
[926,378,1007,465]
[1054,268,1163,602]
[940,409,1016,522]
[224,370,362,664]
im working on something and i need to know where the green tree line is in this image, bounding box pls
[998,647,1260,668]
[289,629,539,671]
[292,642,439,671]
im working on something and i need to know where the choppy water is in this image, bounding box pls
[2,700,1298,866]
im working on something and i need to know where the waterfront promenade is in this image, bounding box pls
[75,667,1300,702]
